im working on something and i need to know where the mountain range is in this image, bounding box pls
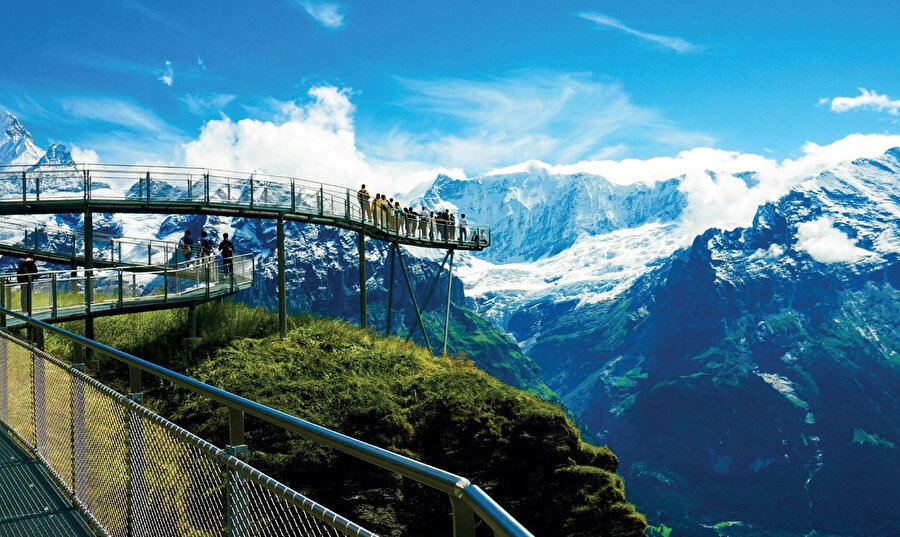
[4,111,898,536]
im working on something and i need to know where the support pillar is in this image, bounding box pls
[385,245,395,337]
[406,250,451,343]
[395,244,432,355]
[188,305,197,339]
[443,249,454,356]
[84,209,94,361]
[277,216,287,337]
[359,230,367,328]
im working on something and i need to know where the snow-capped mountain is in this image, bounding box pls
[0,112,44,165]
[418,148,900,536]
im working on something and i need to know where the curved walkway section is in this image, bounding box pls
[0,164,492,251]
[0,255,254,328]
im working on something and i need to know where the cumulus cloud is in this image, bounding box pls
[69,144,100,163]
[577,12,702,53]
[828,88,900,115]
[796,217,876,263]
[298,1,344,29]
[485,133,900,239]
[182,86,458,194]
[157,60,174,86]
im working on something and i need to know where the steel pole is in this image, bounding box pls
[277,215,287,336]
[385,245,395,337]
[359,230,367,328]
[395,245,432,355]
[443,249,454,356]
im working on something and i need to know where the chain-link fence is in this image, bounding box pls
[0,330,377,537]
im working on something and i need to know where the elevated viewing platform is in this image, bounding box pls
[0,163,492,251]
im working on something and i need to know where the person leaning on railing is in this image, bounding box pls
[219,233,235,276]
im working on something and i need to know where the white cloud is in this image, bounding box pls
[796,217,876,263]
[181,93,236,115]
[577,12,702,53]
[181,86,454,194]
[298,1,344,29]
[829,88,900,116]
[375,72,713,173]
[60,97,170,133]
[157,60,174,86]
[68,144,100,163]
[483,133,900,239]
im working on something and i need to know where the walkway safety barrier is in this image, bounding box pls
[0,327,376,537]
[0,254,254,326]
[0,217,245,268]
[0,310,534,537]
[0,163,492,250]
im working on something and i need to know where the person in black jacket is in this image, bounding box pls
[16,256,38,314]
[219,233,235,276]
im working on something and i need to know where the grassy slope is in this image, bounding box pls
[54,301,646,537]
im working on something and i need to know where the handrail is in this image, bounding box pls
[0,162,491,249]
[0,308,533,537]
[0,217,246,266]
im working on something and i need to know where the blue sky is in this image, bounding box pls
[2,0,899,189]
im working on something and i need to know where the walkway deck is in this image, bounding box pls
[0,428,93,537]
[0,163,492,251]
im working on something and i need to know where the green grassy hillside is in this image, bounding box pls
[53,301,646,537]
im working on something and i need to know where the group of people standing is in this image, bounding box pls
[356,184,485,244]
[178,230,235,275]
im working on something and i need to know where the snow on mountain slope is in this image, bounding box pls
[0,112,44,165]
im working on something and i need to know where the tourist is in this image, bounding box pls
[219,232,235,276]
[357,184,371,221]
[458,213,469,243]
[179,229,194,260]
[16,256,38,314]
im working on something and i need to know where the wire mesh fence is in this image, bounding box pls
[0,330,377,537]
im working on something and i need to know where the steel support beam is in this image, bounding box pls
[359,230,367,328]
[84,209,94,360]
[395,244,432,355]
[443,249,454,356]
[406,250,451,343]
[385,245,395,337]
[277,215,287,336]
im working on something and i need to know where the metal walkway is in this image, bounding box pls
[0,428,93,537]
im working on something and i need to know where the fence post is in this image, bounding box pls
[126,397,148,537]
[33,349,48,458]
[0,335,7,423]
[71,363,87,502]
[51,273,58,318]
[226,406,248,536]
[118,270,124,308]
[449,496,476,537]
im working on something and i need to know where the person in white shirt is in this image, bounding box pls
[458,214,469,243]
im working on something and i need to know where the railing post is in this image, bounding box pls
[450,495,476,537]
[249,176,254,207]
[290,179,296,212]
[35,175,40,201]
[0,335,7,423]
[205,172,210,203]
[0,278,6,329]
[118,270,124,308]
[129,366,142,398]
[188,176,193,201]
[226,430,249,537]
[145,171,151,203]
[22,171,26,202]
[126,395,148,537]
[71,363,87,503]
[345,189,351,218]
[318,185,323,215]
[33,227,39,251]
[148,243,153,265]
[163,266,168,302]
[33,348,48,459]
[51,273,58,318]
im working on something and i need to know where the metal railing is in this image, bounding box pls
[0,327,376,537]
[0,310,533,537]
[0,254,254,323]
[0,217,243,268]
[0,163,492,249]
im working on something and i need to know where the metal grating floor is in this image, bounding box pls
[0,429,93,537]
